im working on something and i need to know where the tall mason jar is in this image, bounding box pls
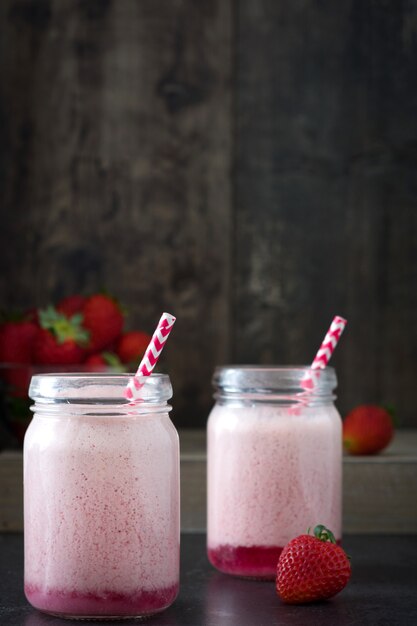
[207,366,342,579]
[24,373,180,619]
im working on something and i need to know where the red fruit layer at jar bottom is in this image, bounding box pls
[25,582,179,618]
[208,541,341,579]
[208,545,284,579]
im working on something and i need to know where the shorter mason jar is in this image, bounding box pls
[24,374,180,620]
[207,366,342,579]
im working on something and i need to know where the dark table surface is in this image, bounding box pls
[1,533,417,626]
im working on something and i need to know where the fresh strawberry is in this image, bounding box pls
[82,294,124,352]
[276,525,351,604]
[116,331,151,364]
[33,307,89,365]
[25,308,40,324]
[1,365,32,398]
[84,353,107,369]
[343,404,394,455]
[0,320,39,363]
[0,318,38,398]
[34,329,85,364]
[84,351,123,372]
[57,295,86,318]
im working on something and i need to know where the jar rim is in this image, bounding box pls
[212,365,337,396]
[214,364,336,372]
[29,373,172,404]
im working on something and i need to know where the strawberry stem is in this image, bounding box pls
[382,404,399,427]
[313,524,336,544]
[39,306,90,346]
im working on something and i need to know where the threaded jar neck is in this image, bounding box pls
[212,366,337,407]
[29,373,172,416]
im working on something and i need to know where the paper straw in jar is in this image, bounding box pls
[125,312,176,400]
[302,315,347,390]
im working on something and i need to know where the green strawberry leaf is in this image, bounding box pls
[313,524,336,544]
[39,306,90,346]
[382,404,400,427]
[70,313,84,326]
[102,352,125,371]
[0,309,32,323]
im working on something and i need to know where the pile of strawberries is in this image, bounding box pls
[0,293,151,398]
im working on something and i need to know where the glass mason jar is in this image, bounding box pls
[24,374,180,620]
[207,366,342,579]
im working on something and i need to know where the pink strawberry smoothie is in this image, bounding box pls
[24,410,180,618]
[207,404,342,578]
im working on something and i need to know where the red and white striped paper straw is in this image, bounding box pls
[302,315,347,389]
[125,312,176,400]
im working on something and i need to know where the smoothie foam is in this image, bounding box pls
[24,411,179,617]
[207,403,342,576]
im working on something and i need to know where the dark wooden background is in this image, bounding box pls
[0,0,416,427]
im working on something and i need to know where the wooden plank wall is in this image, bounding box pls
[234,1,417,425]
[0,0,233,427]
[0,0,416,428]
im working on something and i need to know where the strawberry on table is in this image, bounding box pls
[276,525,351,604]
[82,294,124,353]
[116,331,151,365]
[34,307,89,365]
[343,404,394,455]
